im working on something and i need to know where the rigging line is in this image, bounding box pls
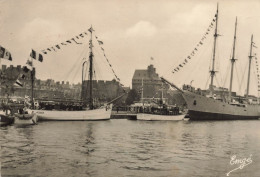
[252,61,258,94]
[92,57,103,81]
[83,60,89,81]
[182,36,214,86]
[234,63,241,91]
[63,56,82,82]
[92,31,112,66]
[205,75,210,90]
[93,45,108,67]
[179,37,212,84]
[62,45,88,81]
[238,60,248,95]
[215,75,221,88]
[71,59,82,82]
[164,18,216,75]
[92,38,122,84]
[222,62,231,88]
[93,36,123,83]
[84,61,89,81]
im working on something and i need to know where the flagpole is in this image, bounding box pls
[31,52,34,109]
[89,26,94,110]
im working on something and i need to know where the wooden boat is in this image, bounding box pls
[36,106,111,121]
[0,110,14,126]
[137,79,184,121]
[14,109,38,125]
[14,112,38,125]
[137,113,184,121]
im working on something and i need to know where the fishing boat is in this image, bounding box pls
[35,27,114,121]
[161,6,260,120]
[137,79,184,121]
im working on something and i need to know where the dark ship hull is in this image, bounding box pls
[182,90,260,120]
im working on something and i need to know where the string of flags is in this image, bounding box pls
[94,33,125,88]
[41,31,89,55]
[15,49,41,88]
[0,45,12,61]
[254,53,260,93]
[172,14,217,74]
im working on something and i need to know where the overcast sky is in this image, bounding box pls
[1,0,260,96]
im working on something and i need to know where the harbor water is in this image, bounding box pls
[1,119,260,177]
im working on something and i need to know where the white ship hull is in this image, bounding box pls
[182,90,260,120]
[14,113,38,125]
[137,113,184,121]
[35,107,111,121]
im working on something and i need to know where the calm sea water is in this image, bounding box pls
[1,119,260,177]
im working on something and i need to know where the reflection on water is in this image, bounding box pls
[1,120,260,177]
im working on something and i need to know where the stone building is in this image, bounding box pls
[132,64,170,103]
[82,79,126,105]
[0,65,81,101]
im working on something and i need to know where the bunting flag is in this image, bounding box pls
[0,45,12,61]
[94,32,125,88]
[172,14,216,74]
[42,50,47,54]
[14,74,25,87]
[79,34,84,38]
[21,74,26,79]
[26,59,33,66]
[97,40,103,45]
[71,38,82,44]
[254,53,260,93]
[14,79,23,87]
[23,66,30,73]
[41,31,87,55]
[30,49,43,62]
[88,27,94,33]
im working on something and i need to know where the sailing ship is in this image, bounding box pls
[35,27,112,121]
[137,79,184,121]
[162,5,260,120]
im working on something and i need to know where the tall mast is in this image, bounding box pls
[89,26,94,109]
[161,83,164,100]
[141,78,144,103]
[246,35,254,98]
[31,57,34,109]
[229,17,238,101]
[81,59,87,103]
[209,4,219,92]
